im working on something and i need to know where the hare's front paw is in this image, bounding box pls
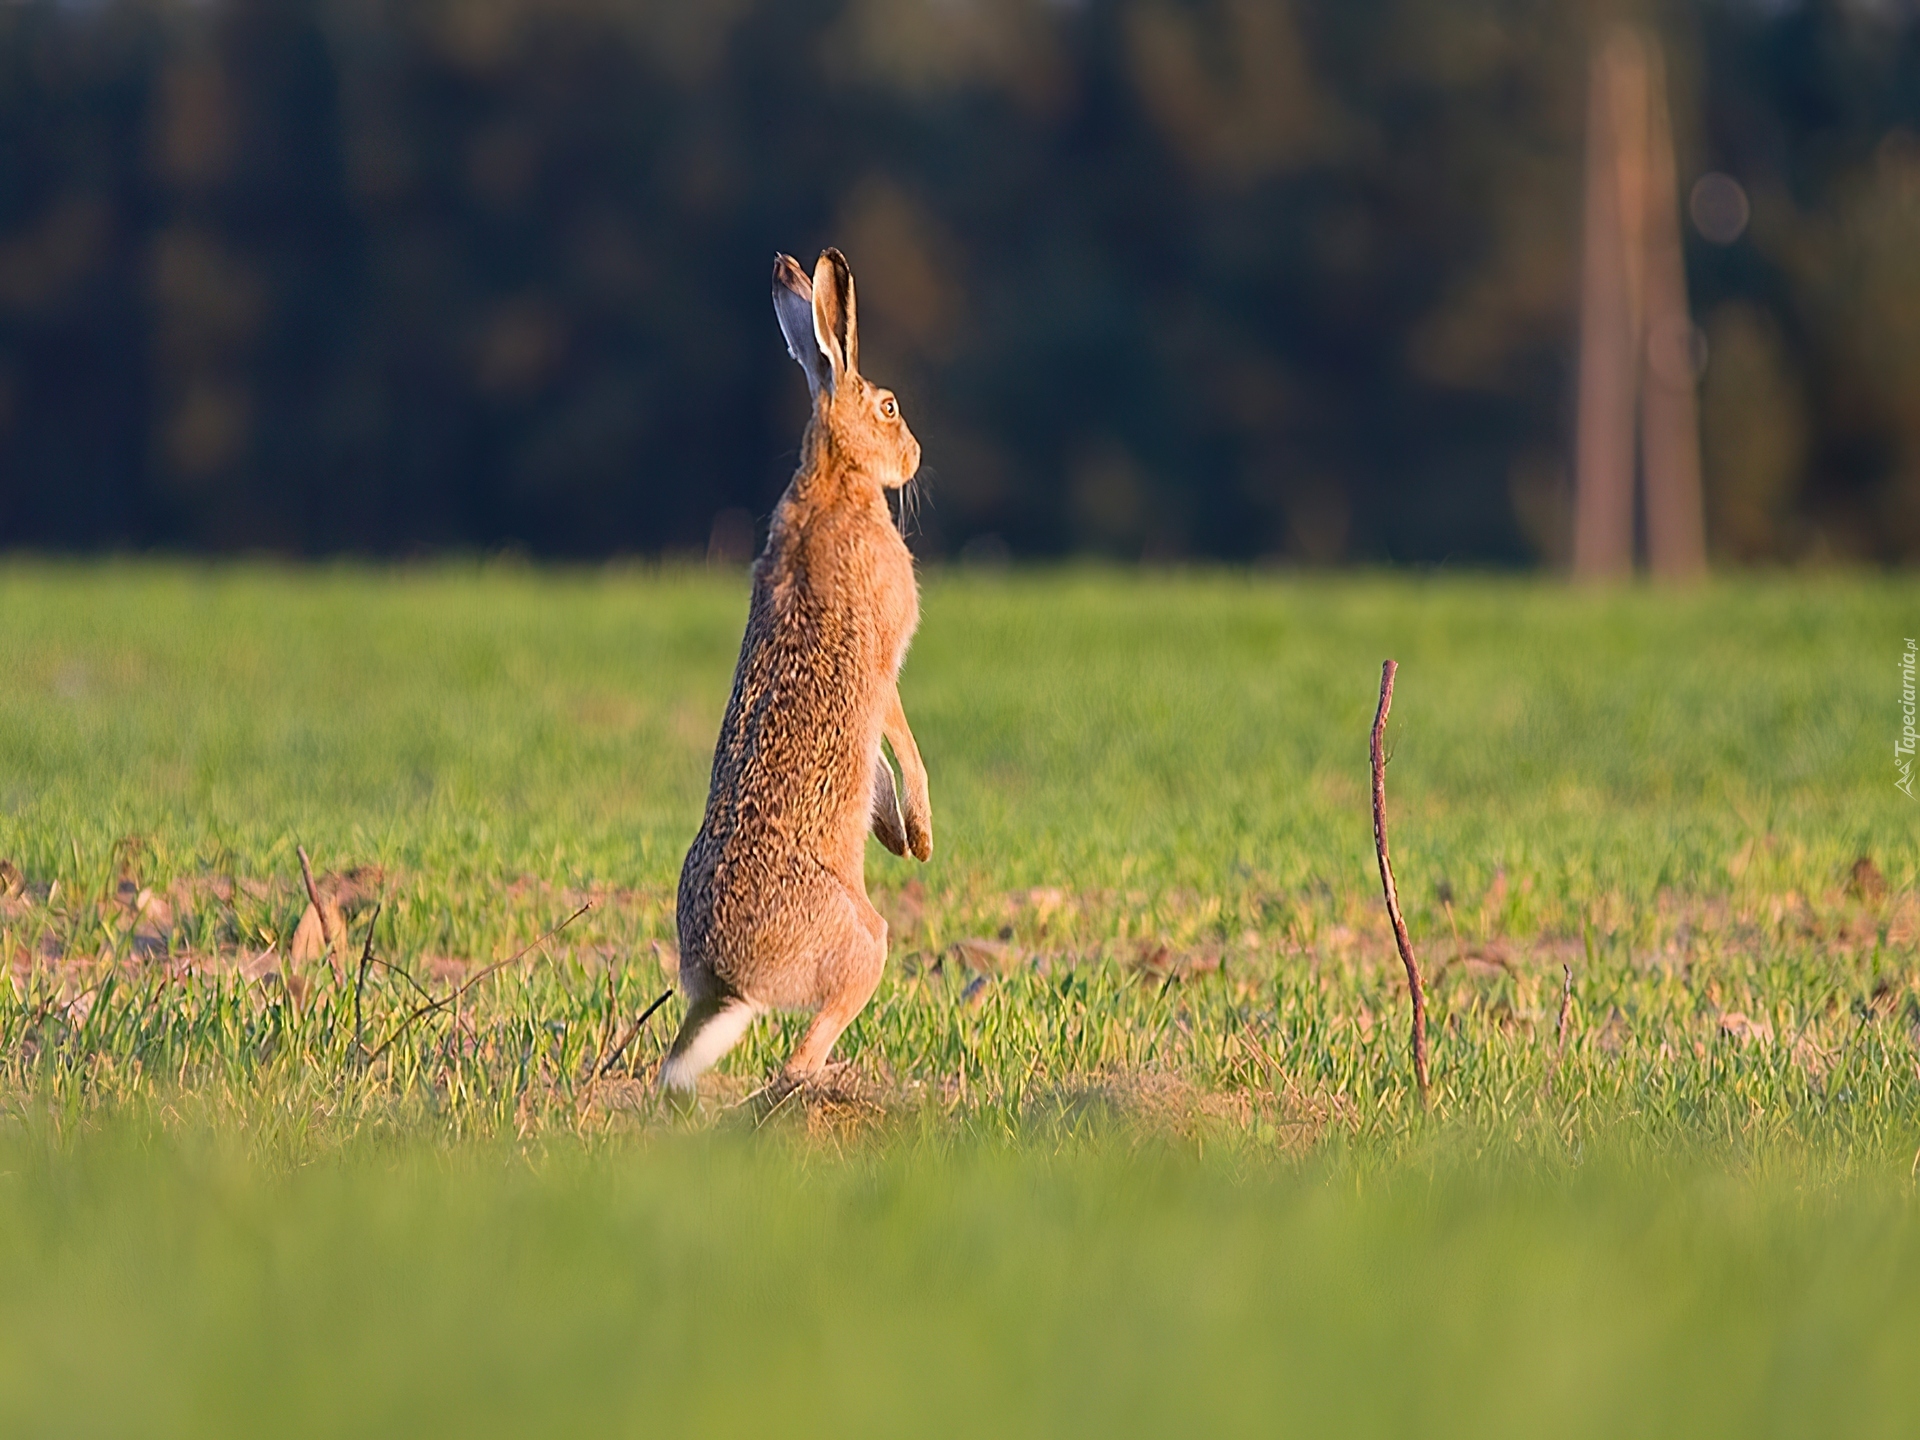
[871,754,911,856]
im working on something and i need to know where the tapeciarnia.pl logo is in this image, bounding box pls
[1900,638,1917,798]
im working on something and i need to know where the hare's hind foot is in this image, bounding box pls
[657,994,758,1097]
[740,1060,865,1127]
[778,965,883,1086]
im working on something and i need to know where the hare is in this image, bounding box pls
[658,248,933,1098]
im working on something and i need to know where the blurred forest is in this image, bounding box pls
[0,0,1917,563]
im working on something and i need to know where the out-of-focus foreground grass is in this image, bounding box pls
[0,563,1915,1436]
[1,1121,1918,1439]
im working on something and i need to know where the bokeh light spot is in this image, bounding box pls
[1689,172,1750,244]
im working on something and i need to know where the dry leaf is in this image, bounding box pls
[1126,940,1221,982]
[1718,1011,1775,1046]
[1849,856,1888,904]
[290,902,346,965]
[948,937,1021,975]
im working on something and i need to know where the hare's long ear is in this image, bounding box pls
[773,253,832,398]
[811,248,858,387]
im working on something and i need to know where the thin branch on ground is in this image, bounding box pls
[365,954,436,1008]
[296,845,344,987]
[595,989,672,1081]
[749,1075,806,1129]
[1370,659,1431,1111]
[1238,1022,1286,1090]
[365,902,592,1065]
[352,902,381,1062]
[578,986,674,1115]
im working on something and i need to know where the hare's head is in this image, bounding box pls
[772,249,921,491]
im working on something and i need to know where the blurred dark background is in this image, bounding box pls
[0,0,1916,564]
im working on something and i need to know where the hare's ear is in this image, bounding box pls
[773,253,832,398]
[811,248,858,386]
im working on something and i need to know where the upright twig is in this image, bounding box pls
[296,845,344,987]
[1370,660,1431,1111]
[1548,962,1575,1089]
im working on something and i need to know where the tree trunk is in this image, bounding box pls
[1573,30,1645,580]
[1639,37,1707,580]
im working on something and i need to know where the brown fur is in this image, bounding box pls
[660,249,932,1096]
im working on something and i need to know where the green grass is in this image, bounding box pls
[1,562,1917,1435]
[3,1124,1918,1439]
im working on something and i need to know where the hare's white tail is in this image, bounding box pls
[657,996,759,1095]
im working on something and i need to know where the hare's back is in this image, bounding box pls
[682,561,888,881]
[731,581,881,810]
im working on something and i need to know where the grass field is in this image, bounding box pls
[1,563,1917,1436]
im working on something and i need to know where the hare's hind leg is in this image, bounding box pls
[658,994,758,1096]
[779,890,888,1085]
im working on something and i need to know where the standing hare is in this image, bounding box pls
[659,248,933,1098]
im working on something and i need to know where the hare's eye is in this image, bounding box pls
[880,395,897,420]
